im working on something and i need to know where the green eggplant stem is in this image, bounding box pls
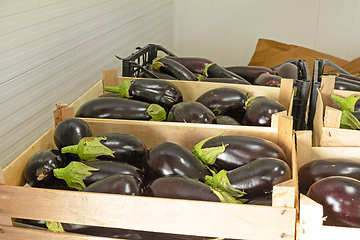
[192,135,228,165]
[46,221,65,233]
[211,188,243,204]
[244,96,258,108]
[61,137,115,162]
[151,56,167,72]
[146,104,166,121]
[53,161,99,190]
[205,170,246,198]
[202,62,215,77]
[330,94,360,112]
[104,79,132,98]
[330,94,346,110]
[340,110,360,130]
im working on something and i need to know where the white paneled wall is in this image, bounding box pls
[173,0,360,66]
[0,0,173,167]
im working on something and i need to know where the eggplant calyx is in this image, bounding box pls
[104,79,133,98]
[151,56,166,72]
[192,136,228,165]
[244,96,258,108]
[211,188,243,204]
[197,74,207,81]
[53,161,99,190]
[205,170,246,198]
[61,137,115,161]
[202,62,216,77]
[340,110,360,130]
[146,104,166,121]
[46,221,65,233]
[331,94,360,112]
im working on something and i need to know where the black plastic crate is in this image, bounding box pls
[271,59,311,130]
[121,44,177,78]
[307,59,353,130]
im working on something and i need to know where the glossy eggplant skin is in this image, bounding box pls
[199,78,250,85]
[167,101,216,124]
[153,57,197,81]
[94,133,147,169]
[298,158,360,194]
[98,93,122,98]
[195,87,247,123]
[83,161,145,187]
[143,176,221,202]
[225,66,274,84]
[245,194,272,206]
[23,149,68,188]
[324,73,360,82]
[83,174,142,195]
[194,135,288,170]
[307,176,360,228]
[277,62,299,80]
[204,63,250,83]
[334,80,360,91]
[75,97,165,121]
[224,157,291,198]
[139,70,177,80]
[144,142,212,183]
[253,73,282,87]
[243,96,286,127]
[117,78,183,112]
[166,56,213,75]
[215,115,240,125]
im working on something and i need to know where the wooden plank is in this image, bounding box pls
[272,179,296,208]
[295,131,312,169]
[279,78,294,112]
[53,102,75,127]
[0,185,295,240]
[277,116,293,165]
[299,194,323,226]
[0,166,12,226]
[319,127,360,147]
[323,106,341,128]
[312,89,325,147]
[102,68,119,88]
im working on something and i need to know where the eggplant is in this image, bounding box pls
[192,135,288,170]
[144,142,212,183]
[61,133,147,169]
[276,62,299,80]
[215,115,240,125]
[23,149,68,188]
[253,73,282,87]
[83,174,142,195]
[243,96,286,127]
[307,176,360,228]
[205,157,291,198]
[324,72,360,82]
[165,56,213,75]
[151,56,197,81]
[334,80,360,91]
[98,92,122,98]
[139,70,177,80]
[53,117,92,162]
[195,87,247,123]
[298,158,360,194]
[245,194,272,206]
[75,97,166,121]
[53,161,145,190]
[340,110,360,130]
[202,63,250,83]
[104,78,183,112]
[143,176,241,203]
[167,101,216,124]
[225,66,275,84]
[199,77,251,85]
[330,94,360,112]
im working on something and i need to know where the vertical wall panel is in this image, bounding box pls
[0,0,173,168]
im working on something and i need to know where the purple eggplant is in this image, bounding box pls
[53,161,145,190]
[104,78,183,112]
[23,149,68,188]
[253,73,282,87]
[245,194,272,206]
[243,96,286,127]
[334,80,360,91]
[277,62,299,80]
[98,92,122,98]
[195,87,247,123]
[143,142,212,183]
[75,97,166,121]
[324,72,360,82]
[139,70,177,80]
[192,135,288,170]
[199,77,251,85]
[202,63,250,83]
[205,157,291,198]
[225,66,275,84]
[61,133,147,169]
[307,176,360,228]
[143,176,241,203]
[166,56,213,75]
[215,115,240,125]
[167,101,216,124]
[299,158,360,194]
[151,56,197,81]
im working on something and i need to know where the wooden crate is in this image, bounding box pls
[1,114,297,240]
[296,130,360,240]
[312,75,360,147]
